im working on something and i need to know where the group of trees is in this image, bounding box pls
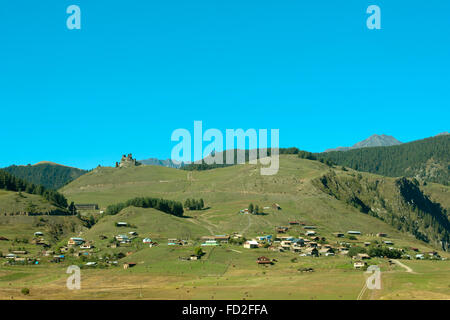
[0,169,68,209]
[319,135,450,185]
[3,163,87,190]
[184,198,205,210]
[181,147,335,171]
[347,245,403,259]
[106,197,184,217]
[248,203,262,215]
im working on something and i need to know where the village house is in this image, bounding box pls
[292,238,305,246]
[303,226,317,230]
[364,242,371,247]
[142,237,152,244]
[357,253,371,260]
[377,233,388,237]
[168,238,186,246]
[289,221,299,225]
[212,235,230,243]
[281,240,292,251]
[201,240,219,246]
[275,226,289,233]
[306,231,316,236]
[333,233,345,238]
[308,242,318,248]
[272,203,281,210]
[123,262,137,269]
[319,247,335,255]
[52,255,65,263]
[243,240,259,249]
[68,237,85,246]
[347,231,361,235]
[116,222,128,227]
[304,247,319,257]
[276,235,294,241]
[354,261,367,269]
[257,235,272,242]
[34,232,44,237]
[11,250,27,255]
[256,256,272,265]
[268,245,284,252]
[80,243,94,249]
[383,240,394,245]
[115,235,130,242]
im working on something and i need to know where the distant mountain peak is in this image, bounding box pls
[325,134,402,152]
[352,134,402,149]
[139,158,183,168]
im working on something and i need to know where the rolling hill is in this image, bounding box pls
[319,134,450,185]
[60,155,450,251]
[2,162,87,190]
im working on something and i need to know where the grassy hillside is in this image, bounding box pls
[0,190,62,215]
[0,213,85,260]
[61,155,449,250]
[319,135,449,185]
[0,156,448,300]
[312,172,449,249]
[3,163,87,190]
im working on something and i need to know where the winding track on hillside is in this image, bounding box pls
[240,214,252,235]
[392,259,416,273]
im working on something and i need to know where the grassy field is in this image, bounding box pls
[1,155,449,300]
[0,242,448,300]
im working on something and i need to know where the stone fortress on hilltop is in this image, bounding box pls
[116,153,141,168]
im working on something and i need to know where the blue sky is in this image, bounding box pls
[0,1,448,169]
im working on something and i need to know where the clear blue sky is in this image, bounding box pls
[0,1,448,169]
